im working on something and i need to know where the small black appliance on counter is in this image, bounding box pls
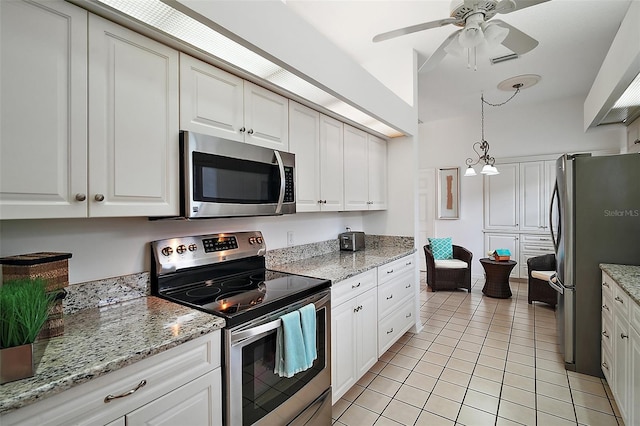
[339,229,365,251]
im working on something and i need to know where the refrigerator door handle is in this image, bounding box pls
[548,273,564,294]
[549,182,560,252]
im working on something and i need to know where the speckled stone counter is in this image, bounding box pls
[600,264,640,305]
[269,245,416,283]
[0,296,224,414]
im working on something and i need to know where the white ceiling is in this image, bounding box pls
[285,0,632,125]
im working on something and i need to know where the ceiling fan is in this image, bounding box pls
[372,0,550,72]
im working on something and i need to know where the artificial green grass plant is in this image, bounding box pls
[0,278,53,349]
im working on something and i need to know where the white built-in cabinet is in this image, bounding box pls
[484,160,556,278]
[627,116,640,153]
[331,269,378,404]
[88,14,179,217]
[343,125,387,211]
[1,332,222,426]
[179,53,289,151]
[601,271,640,426]
[0,1,179,219]
[0,0,88,219]
[289,101,344,212]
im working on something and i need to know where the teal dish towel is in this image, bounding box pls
[274,310,310,378]
[299,303,317,364]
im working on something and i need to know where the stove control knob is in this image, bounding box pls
[249,237,257,245]
[176,244,187,254]
[188,244,198,252]
[161,246,173,256]
[256,237,263,244]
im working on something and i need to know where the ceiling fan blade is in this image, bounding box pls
[372,17,460,43]
[496,0,550,14]
[418,30,462,73]
[493,19,539,55]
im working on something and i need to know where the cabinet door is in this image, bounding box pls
[289,101,320,212]
[367,134,387,210]
[484,233,519,278]
[484,163,519,230]
[519,161,546,232]
[179,53,244,142]
[243,81,289,151]
[356,288,378,379]
[343,125,369,211]
[88,15,179,217]
[0,0,88,219]
[613,313,629,421]
[331,300,358,404]
[319,114,344,211]
[126,370,222,426]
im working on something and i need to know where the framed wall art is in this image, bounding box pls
[437,167,460,219]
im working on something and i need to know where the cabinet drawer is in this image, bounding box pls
[613,283,631,317]
[378,295,414,356]
[2,331,221,426]
[520,244,554,253]
[332,269,376,307]
[602,273,615,305]
[378,254,415,285]
[520,234,554,245]
[602,313,613,355]
[602,290,613,326]
[378,270,415,319]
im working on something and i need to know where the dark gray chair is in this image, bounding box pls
[423,244,472,292]
[526,254,557,307]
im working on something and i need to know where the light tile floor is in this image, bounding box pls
[331,273,624,426]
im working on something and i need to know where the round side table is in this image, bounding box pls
[479,258,517,298]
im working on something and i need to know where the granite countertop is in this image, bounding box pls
[270,246,417,283]
[600,263,640,305]
[0,296,225,415]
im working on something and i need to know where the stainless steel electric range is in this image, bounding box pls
[151,231,332,426]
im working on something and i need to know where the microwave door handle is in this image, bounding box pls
[274,150,285,214]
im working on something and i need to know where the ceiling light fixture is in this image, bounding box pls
[465,76,540,177]
[444,14,509,71]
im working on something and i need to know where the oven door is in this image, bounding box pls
[225,289,331,426]
[181,131,295,218]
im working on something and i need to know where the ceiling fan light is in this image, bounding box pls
[458,26,483,48]
[444,34,465,56]
[482,22,509,47]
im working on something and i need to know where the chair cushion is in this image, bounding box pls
[434,259,468,269]
[428,237,453,260]
[531,270,554,281]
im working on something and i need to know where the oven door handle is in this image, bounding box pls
[274,150,285,214]
[231,291,330,345]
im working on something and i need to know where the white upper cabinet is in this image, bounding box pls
[519,161,546,232]
[0,0,88,219]
[179,54,289,151]
[89,14,179,217]
[289,102,344,212]
[343,125,387,211]
[484,163,519,231]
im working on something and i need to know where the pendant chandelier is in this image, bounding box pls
[464,75,540,177]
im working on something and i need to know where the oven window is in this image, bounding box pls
[193,152,280,204]
[241,308,326,426]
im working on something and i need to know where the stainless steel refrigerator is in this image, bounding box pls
[549,153,640,377]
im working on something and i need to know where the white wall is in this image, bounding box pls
[0,212,363,284]
[419,95,625,275]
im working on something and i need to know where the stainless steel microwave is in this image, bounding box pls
[180,131,295,218]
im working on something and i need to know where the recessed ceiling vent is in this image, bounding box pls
[490,53,519,65]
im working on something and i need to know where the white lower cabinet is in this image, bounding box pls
[601,271,640,426]
[331,271,377,404]
[1,331,222,426]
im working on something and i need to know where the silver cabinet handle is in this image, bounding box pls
[386,295,393,300]
[405,284,411,289]
[405,312,412,318]
[405,261,412,266]
[615,296,624,304]
[602,362,609,370]
[387,269,394,274]
[247,129,254,135]
[602,282,609,288]
[386,328,394,334]
[75,193,86,202]
[239,127,246,133]
[352,282,361,289]
[621,333,629,339]
[602,304,610,312]
[104,380,147,403]
[602,330,609,338]
[94,194,105,202]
